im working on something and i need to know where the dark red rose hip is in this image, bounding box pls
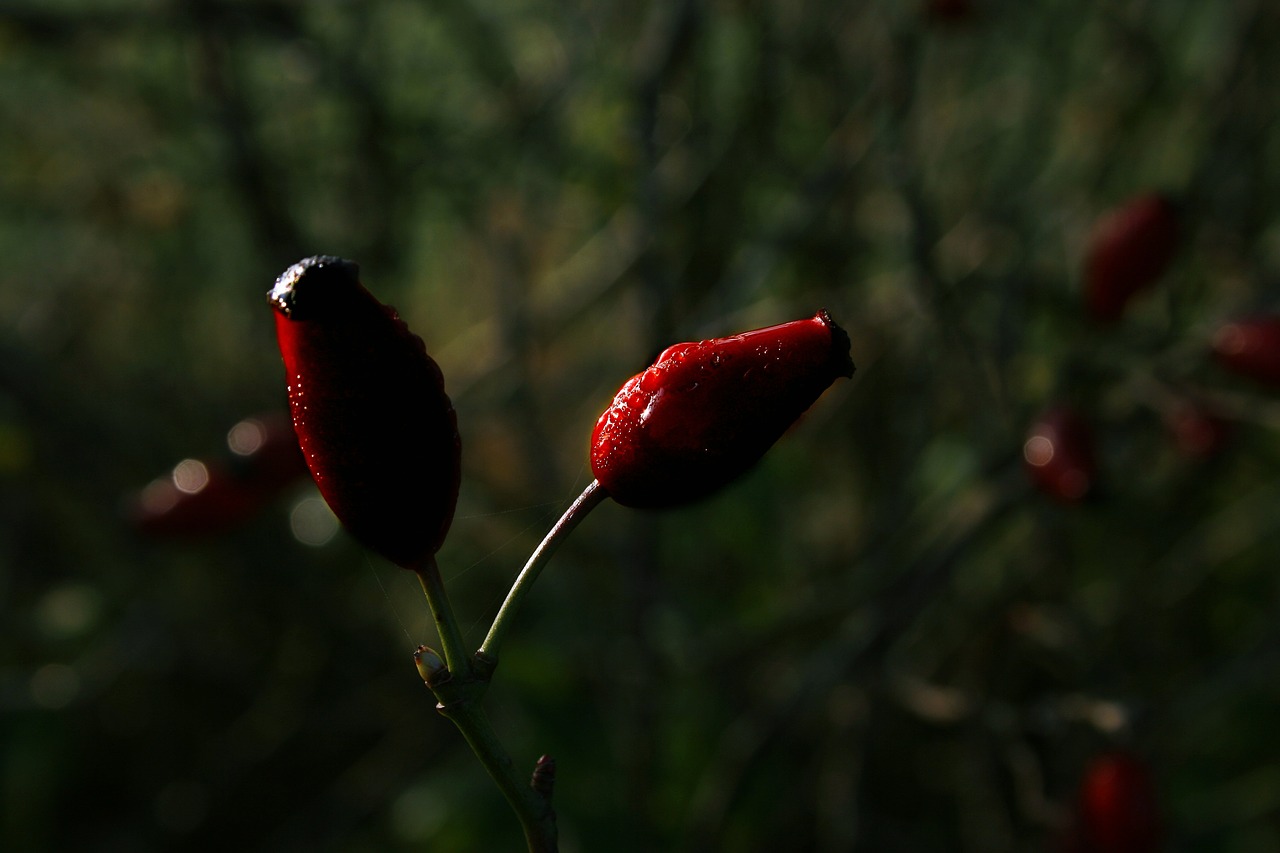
[1084,193,1180,322]
[1066,751,1162,853]
[269,256,460,568]
[1212,315,1280,388]
[129,413,308,539]
[590,310,854,508]
[1023,406,1096,503]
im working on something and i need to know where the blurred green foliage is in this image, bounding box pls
[3,0,1280,850]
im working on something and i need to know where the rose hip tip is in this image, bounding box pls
[268,255,361,319]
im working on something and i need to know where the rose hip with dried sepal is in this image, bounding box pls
[590,310,854,508]
[1084,194,1181,323]
[1023,406,1097,503]
[269,256,460,568]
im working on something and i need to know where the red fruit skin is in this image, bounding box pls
[1071,752,1162,853]
[590,310,854,509]
[1023,407,1096,503]
[1084,194,1180,322]
[1212,316,1280,388]
[270,256,460,568]
[129,414,308,539]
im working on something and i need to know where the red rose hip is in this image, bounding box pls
[1023,406,1096,503]
[1069,751,1162,853]
[1084,193,1180,322]
[128,413,308,538]
[590,310,854,508]
[269,256,460,568]
[1212,315,1280,388]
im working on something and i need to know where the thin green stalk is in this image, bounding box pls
[414,556,473,680]
[432,683,558,852]
[479,479,607,662]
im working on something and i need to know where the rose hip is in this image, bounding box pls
[269,256,460,568]
[590,310,854,508]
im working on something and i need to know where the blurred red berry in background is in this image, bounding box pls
[129,414,307,538]
[1212,315,1280,389]
[1164,401,1231,459]
[1065,751,1162,853]
[1083,194,1180,323]
[1023,406,1096,503]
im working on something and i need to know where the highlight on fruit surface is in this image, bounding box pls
[590,310,854,509]
[1065,751,1162,853]
[128,413,307,538]
[1023,406,1096,503]
[1083,193,1180,322]
[269,256,460,568]
[1211,315,1280,389]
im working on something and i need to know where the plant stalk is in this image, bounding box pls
[479,480,607,662]
[413,556,473,680]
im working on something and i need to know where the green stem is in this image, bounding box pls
[414,556,473,680]
[432,681,558,852]
[479,479,607,662]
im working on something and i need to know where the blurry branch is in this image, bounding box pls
[632,0,703,345]
[190,0,307,264]
[678,477,1023,849]
[1184,0,1276,245]
[879,25,1010,421]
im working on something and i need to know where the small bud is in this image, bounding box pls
[590,310,854,508]
[413,645,447,683]
[269,256,461,568]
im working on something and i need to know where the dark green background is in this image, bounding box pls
[3,1,1279,850]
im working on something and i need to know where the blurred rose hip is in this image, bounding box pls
[590,310,854,508]
[1084,194,1180,322]
[1067,751,1162,853]
[270,256,460,568]
[129,414,307,538]
[1023,406,1096,503]
[1212,315,1280,388]
[1164,402,1231,459]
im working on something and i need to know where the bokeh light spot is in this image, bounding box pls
[1023,435,1054,467]
[171,459,209,494]
[30,663,80,709]
[290,495,339,546]
[227,418,267,456]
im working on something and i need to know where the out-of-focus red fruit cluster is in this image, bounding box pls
[1023,406,1096,503]
[1212,315,1280,389]
[1062,751,1162,853]
[129,414,307,538]
[1084,194,1181,323]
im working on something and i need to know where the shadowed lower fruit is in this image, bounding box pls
[269,256,460,568]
